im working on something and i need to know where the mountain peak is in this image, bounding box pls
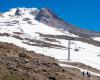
[2,7,100,37]
[15,8,22,16]
[35,8,100,37]
[14,8,39,16]
[3,7,39,17]
[35,8,61,21]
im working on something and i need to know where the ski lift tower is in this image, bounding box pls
[67,38,74,61]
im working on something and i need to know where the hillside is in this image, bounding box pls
[0,7,100,79]
[0,42,90,80]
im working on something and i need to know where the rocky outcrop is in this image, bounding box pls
[35,8,100,37]
[15,9,22,16]
[0,13,4,17]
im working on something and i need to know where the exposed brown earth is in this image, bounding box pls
[0,42,92,80]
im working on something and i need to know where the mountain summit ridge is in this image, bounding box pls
[35,8,100,37]
[1,7,100,37]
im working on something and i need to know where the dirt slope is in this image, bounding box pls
[0,42,99,80]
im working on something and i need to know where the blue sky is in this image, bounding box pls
[0,0,100,31]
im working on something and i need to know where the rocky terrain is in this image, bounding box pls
[35,8,100,37]
[0,42,90,80]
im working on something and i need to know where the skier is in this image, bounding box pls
[87,71,91,77]
[82,71,85,77]
[86,71,91,80]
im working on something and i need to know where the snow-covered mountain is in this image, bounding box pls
[35,8,100,37]
[0,7,100,71]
